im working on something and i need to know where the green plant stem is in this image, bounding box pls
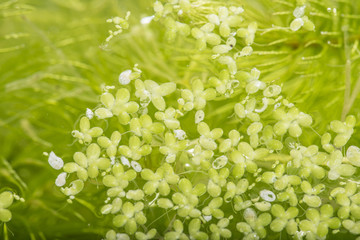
[2,158,28,193]
[344,74,360,117]
[342,25,352,121]
[3,223,8,240]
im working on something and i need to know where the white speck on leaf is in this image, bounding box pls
[274,103,281,110]
[212,155,228,169]
[48,151,64,170]
[131,161,142,172]
[141,15,154,25]
[293,6,306,18]
[110,156,116,165]
[86,108,94,119]
[195,110,205,124]
[204,215,212,222]
[121,156,130,167]
[260,189,276,202]
[55,172,67,187]
[119,70,132,85]
[174,129,186,140]
[255,98,269,113]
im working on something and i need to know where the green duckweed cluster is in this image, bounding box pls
[45,0,360,239]
[2,0,360,239]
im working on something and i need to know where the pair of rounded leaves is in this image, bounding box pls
[273,107,312,138]
[329,115,356,148]
[270,204,298,234]
[135,80,176,111]
[197,122,223,150]
[96,88,139,124]
[0,191,13,222]
[181,79,216,111]
[299,205,341,239]
[191,23,222,51]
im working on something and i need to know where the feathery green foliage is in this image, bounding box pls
[1,0,360,239]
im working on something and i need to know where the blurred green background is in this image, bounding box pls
[0,0,154,238]
[1,0,360,239]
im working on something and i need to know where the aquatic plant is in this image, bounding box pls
[1,0,360,239]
